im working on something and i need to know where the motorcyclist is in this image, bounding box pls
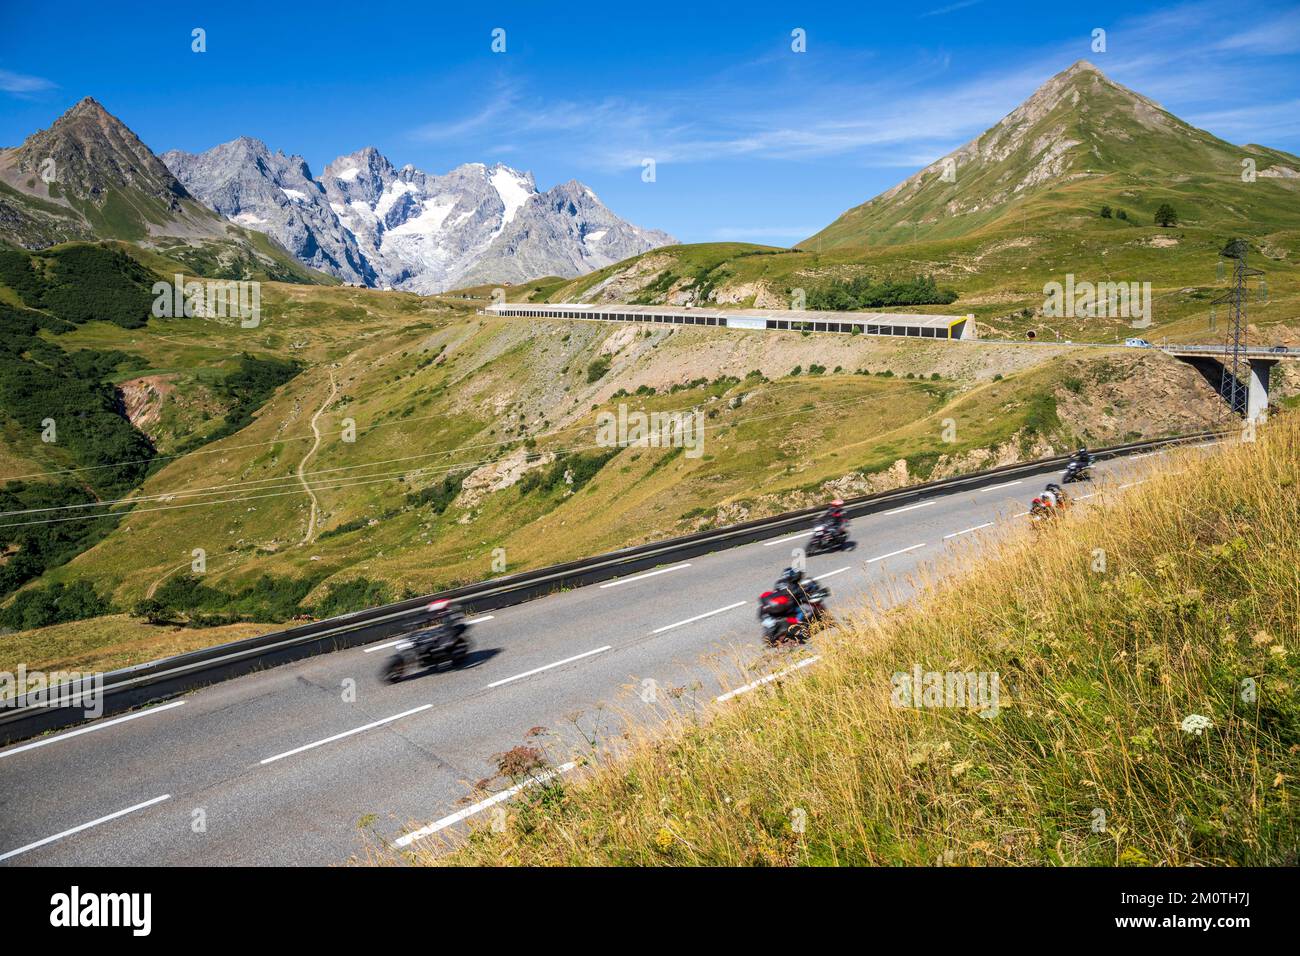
[775,566,825,609]
[1044,482,1066,509]
[1069,447,1095,468]
[413,599,467,653]
[820,499,848,535]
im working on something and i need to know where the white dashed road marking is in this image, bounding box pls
[260,704,433,764]
[486,647,611,689]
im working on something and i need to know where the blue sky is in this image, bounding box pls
[2,0,1299,245]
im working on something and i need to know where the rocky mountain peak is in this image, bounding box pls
[167,140,674,292]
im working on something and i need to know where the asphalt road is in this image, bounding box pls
[0,447,1197,866]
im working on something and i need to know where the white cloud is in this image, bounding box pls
[405,0,1300,180]
[0,67,56,96]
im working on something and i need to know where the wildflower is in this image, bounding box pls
[1180,714,1213,735]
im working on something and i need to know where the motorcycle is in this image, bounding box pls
[1062,458,1094,484]
[382,620,472,682]
[807,523,851,555]
[1028,498,1057,528]
[758,581,830,645]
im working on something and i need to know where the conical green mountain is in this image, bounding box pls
[804,60,1300,250]
[0,98,327,282]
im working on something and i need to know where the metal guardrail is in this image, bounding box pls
[1158,344,1296,358]
[0,429,1226,746]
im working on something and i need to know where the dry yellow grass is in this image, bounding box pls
[0,614,274,691]
[404,414,1300,866]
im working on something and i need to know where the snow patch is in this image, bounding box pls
[388,198,458,236]
[491,167,533,226]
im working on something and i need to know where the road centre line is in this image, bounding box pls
[0,794,171,862]
[764,530,814,547]
[865,543,926,563]
[486,646,611,689]
[982,480,1023,492]
[260,704,433,764]
[651,601,747,634]
[0,700,186,760]
[599,563,691,588]
[944,522,993,539]
[883,500,935,516]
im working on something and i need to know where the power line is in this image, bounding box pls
[0,389,890,531]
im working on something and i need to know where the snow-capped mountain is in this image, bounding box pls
[161,138,376,285]
[164,141,675,292]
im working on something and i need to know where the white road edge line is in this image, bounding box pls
[0,700,186,759]
[944,522,993,540]
[260,704,433,764]
[0,794,171,862]
[1013,511,1030,518]
[1119,480,1148,489]
[651,601,747,635]
[817,566,852,579]
[486,646,611,689]
[394,761,578,848]
[763,530,814,546]
[363,616,494,653]
[717,656,821,703]
[599,563,691,588]
[866,543,926,563]
[883,500,935,516]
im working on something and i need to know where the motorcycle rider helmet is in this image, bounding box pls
[424,598,454,624]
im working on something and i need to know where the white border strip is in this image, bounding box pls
[394,761,578,848]
[717,656,821,703]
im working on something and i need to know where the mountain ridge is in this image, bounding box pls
[165,137,676,293]
[0,97,329,283]
[803,59,1300,250]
